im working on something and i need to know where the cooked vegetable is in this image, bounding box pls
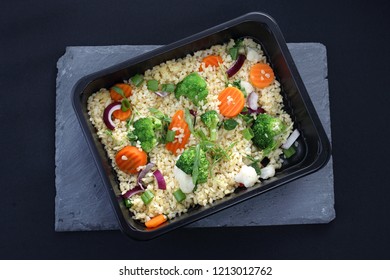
[200,110,220,141]
[124,199,132,208]
[226,54,246,78]
[240,80,254,95]
[154,91,169,97]
[218,87,245,118]
[251,114,286,150]
[141,190,154,205]
[173,165,195,193]
[199,55,223,71]
[283,146,296,158]
[234,165,258,188]
[246,47,261,62]
[282,129,300,149]
[103,102,122,130]
[249,63,275,88]
[247,91,259,111]
[166,110,191,155]
[112,107,132,121]
[145,214,167,229]
[147,79,159,91]
[174,72,208,106]
[130,74,144,87]
[259,165,275,180]
[115,146,148,174]
[173,189,186,202]
[161,83,175,93]
[137,163,155,188]
[153,169,166,190]
[148,108,172,143]
[242,127,254,140]
[110,83,132,101]
[133,117,161,153]
[175,146,209,185]
[122,185,144,199]
[223,119,238,131]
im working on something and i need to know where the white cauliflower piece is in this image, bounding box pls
[260,165,276,180]
[246,47,261,62]
[240,80,254,94]
[173,165,195,193]
[235,165,258,188]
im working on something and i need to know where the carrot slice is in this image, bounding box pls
[110,83,132,101]
[112,108,132,121]
[218,87,245,118]
[249,63,275,89]
[199,55,223,71]
[166,110,190,155]
[115,146,147,174]
[145,214,167,229]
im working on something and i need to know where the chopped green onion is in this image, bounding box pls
[161,83,175,93]
[112,86,125,98]
[147,79,159,91]
[223,119,238,131]
[166,130,175,143]
[121,99,131,111]
[105,130,113,136]
[242,128,254,140]
[141,190,154,205]
[130,74,144,87]
[124,198,132,208]
[283,146,296,158]
[173,189,186,202]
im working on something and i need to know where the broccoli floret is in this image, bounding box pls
[200,110,220,141]
[252,114,286,150]
[133,117,159,152]
[175,146,209,184]
[174,72,208,106]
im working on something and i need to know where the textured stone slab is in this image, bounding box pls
[55,43,334,231]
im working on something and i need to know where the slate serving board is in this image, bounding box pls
[55,43,335,231]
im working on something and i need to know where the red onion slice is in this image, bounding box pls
[103,101,121,130]
[226,54,246,78]
[282,129,300,149]
[122,185,144,199]
[153,169,166,190]
[247,91,259,111]
[154,91,169,97]
[137,162,155,189]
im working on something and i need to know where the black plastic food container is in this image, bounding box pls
[72,12,331,240]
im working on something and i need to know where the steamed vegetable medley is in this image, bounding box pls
[87,38,300,228]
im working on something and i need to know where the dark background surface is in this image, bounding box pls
[1,0,389,259]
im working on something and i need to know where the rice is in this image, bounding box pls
[87,38,293,223]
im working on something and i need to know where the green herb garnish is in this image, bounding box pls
[223,119,238,131]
